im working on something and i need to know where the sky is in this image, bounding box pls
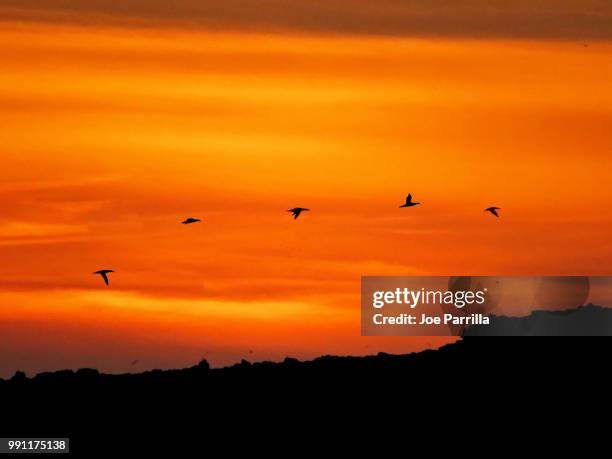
[0,1,611,377]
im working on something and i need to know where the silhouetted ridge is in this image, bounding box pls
[4,312,611,447]
[2,305,611,388]
[463,304,612,336]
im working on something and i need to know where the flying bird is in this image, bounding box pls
[181,217,201,224]
[288,208,309,219]
[399,194,420,208]
[94,269,114,286]
[485,207,501,217]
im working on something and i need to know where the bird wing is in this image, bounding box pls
[100,272,109,285]
[491,208,499,217]
[293,210,301,219]
[406,194,412,204]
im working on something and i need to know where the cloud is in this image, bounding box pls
[1,0,611,40]
[0,221,88,243]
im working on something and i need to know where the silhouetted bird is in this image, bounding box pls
[131,360,139,366]
[288,208,309,219]
[399,194,420,208]
[94,270,114,286]
[485,207,501,217]
[181,217,201,224]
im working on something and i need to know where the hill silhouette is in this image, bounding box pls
[2,305,611,452]
[463,304,612,336]
[2,305,610,390]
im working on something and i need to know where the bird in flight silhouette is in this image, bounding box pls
[485,207,501,217]
[94,270,114,286]
[288,208,309,219]
[399,194,420,208]
[181,217,201,224]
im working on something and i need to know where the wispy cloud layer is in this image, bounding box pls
[1,1,611,39]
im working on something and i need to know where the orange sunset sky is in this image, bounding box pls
[0,1,611,377]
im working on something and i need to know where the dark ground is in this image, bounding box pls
[2,307,611,453]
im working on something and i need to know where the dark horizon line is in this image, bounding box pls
[2,303,608,382]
